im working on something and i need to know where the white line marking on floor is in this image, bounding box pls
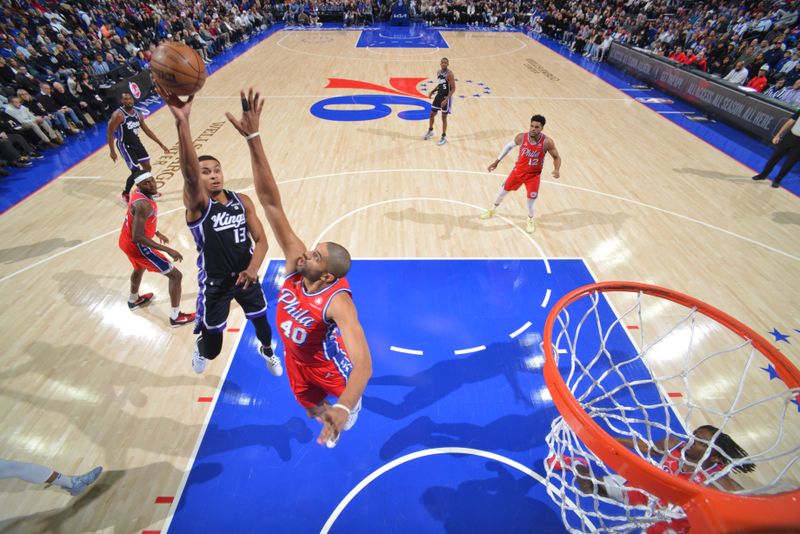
[320,447,592,533]
[390,346,424,355]
[509,321,532,338]
[541,288,552,308]
[454,345,486,355]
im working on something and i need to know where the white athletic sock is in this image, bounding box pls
[170,307,180,320]
[51,472,73,489]
[129,293,138,303]
[527,198,536,218]
[0,458,53,484]
[493,189,509,207]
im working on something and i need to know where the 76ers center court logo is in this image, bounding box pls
[310,77,491,122]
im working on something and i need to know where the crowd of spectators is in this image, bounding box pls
[0,0,798,176]
[533,0,800,107]
[0,0,275,176]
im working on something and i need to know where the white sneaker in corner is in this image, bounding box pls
[192,338,207,374]
[260,345,283,377]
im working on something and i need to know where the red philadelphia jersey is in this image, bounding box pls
[513,132,547,176]
[120,189,158,244]
[276,272,353,369]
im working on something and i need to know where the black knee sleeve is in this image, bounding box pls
[198,329,224,360]
[251,314,273,350]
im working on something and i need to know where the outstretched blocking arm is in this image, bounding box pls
[546,137,561,179]
[158,89,207,219]
[226,88,306,272]
[317,291,372,445]
[488,132,524,171]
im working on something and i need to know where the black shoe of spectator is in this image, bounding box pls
[752,174,766,180]
[771,180,782,188]
[0,167,9,177]
[10,160,32,167]
[28,153,44,159]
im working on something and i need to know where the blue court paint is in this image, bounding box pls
[168,259,674,532]
[310,94,431,121]
[356,27,449,48]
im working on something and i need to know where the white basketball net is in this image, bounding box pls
[543,288,800,533]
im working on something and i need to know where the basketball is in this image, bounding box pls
[150,42,207,96]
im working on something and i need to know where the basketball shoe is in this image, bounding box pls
[170,311,196,327]
[259,344,283,377]
[423,128,434,140]
[479,208,495,219]
[526,218,536,234]
[128,293,154,309]
[438,135,446,145]
[192,337,207,374]
[325,399,362,448]
[66,466,103,496]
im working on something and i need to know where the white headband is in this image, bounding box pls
[134,172,153,184]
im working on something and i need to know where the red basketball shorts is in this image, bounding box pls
[285,356,347,408]
[119,236,172,273]
[503,170,541,199]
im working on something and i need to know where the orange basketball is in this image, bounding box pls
[150,42,207,96]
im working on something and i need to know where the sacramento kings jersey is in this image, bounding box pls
[434,68,450,96]
[188,190,253,278]
[115,107,141,146]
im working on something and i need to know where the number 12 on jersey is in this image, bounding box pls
[280,320,308,344]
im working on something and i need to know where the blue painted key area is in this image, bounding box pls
[167,259,673,532]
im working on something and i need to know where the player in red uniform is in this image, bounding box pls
[554,425,754,534]
[480,114,561,234]
[118,170,195,326]
[226,88,372,447]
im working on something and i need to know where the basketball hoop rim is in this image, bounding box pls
[542,281,800,533]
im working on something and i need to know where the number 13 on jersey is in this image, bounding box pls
[280,320,308,344]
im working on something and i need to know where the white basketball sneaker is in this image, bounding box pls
[343,398,362,431]
[480,208,495,220]
[192,338,207,374]
[526,218,536,234]
[423,128,434,140]
[66,466,103,496]
[260,345,283,377]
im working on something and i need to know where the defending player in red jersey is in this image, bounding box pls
[118,170,195,327]
[480,114,561,234]
[553,425,754,534]
[227,88,372,447]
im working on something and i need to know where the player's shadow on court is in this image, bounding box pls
[0,238,82,264]
[2,342,216,453]
[772,211,800,226]
[535,208,630,233]
[384,207,508,239]
[51,270,198,321]
[379,410,558,460]
[364,340,536,420]
[0,461,192,533]
[672,167,750,182]
[195,417,314,462]
[421,462,562,533]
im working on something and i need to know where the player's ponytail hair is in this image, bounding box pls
[698,425,756,473]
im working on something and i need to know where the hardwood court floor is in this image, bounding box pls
[0,28,798,532]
